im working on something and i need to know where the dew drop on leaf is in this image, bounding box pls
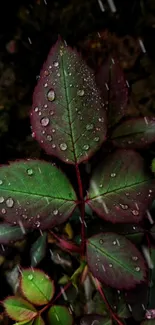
[86,123,94,130]
[98,117,104,122]
[47,135,52,141]
[27,168,34,176]
[59,143,67,151]
[0,180,3,185]
[111,173,116,177]
[0,197,4,203]
[28,274,33,280]
[2,208,6,214]
[47,89,55,101]
[99,239,104,245]
[109,264,113,268]
[6,198,14,208]
[34,107,39,112]
[119,204,128,210]
[83,144,89,151]
[132,210,139,216]
[94,137,100,142]
[41,117,50,127]
[53,61,59,67]
[135,266,140,272]
[53,209,58,215]
[77,89,84,96]
[113,241,117,245]
[132,256,138,261]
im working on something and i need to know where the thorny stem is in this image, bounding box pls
[39,281,72,315]
[75,163,86,255]
[94,277,124,325]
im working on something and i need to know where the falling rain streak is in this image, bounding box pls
[98,0,105,12]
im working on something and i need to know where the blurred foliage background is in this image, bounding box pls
[0,0,155,161]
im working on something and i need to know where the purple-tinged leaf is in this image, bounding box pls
[30,232,47,267]
[80,314,112,325]
[48,305,73,325]
[3,297,37,321]
[30,39,107,164]
[20,268,55,305]
[86,232,147,289]
[0,223,26,244]
[96,56,128,127]
[111,117,155,148]
[0,160,77,229]
[146,247,155,312]
[86,150,155,223]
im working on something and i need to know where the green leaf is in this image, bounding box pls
[20,268,55,305]
[141,320,155,325]
[30,233,47,267]
[0,223,26,244]
[117,297,130,318]
[87,149,155,223]
[147,247,155,310]
[30,39,107,164]
[150,225,155,240]
[13,321,33,325]
[48,305,73,325]
[0,160,77,229]
[33,316,45,325]
[111,117,155,148]
[80,315,112,325]
[3,296,37,321]
[152,159,155,174]
[86,232,147,289]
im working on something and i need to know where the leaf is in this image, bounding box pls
[20,268,55,305]
[150,225,155,240]
[111,117,155,148]
[141,321,155,325]
[86,232,147,289]
[33,316,45,325]
[79,314,112,325]
[30,39,107,164]
[30,232,47,267]
[3,297,37,321]
[0,160,77,229]
[87,149,155,223]
[13,321,33,325]
[48,305,73,325]
[117,298,130,318]
[0,223,25,244]
[96,56,128,127]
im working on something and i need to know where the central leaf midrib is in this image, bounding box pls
[89,241,139,277]
[61,53,77,162]
[90,178,151,200]
[0,187,74,201]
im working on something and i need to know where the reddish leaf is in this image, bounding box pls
[3,297,37,321]
[0,160,77,229]
[96,56,128,127]
[30,39,107,164]
[111,117,155,148]
[86,232,147,289]
[86,150,155,223]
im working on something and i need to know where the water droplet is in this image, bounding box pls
[47,135,52,141]
[83,144,89,151]
[120,204,128,210]
[99,239,104,245]
[52,128,56,133]
[132,256,138,261]
[53,209,58,215]
[0,180,3,185]
[50,110,54,116]
[22,214,28,220]
[111,173,116,177]
[113,241,117,245]
[44,70,49,76]
[109,264,113,268]
[94,137,100,142]
[28,274,33,280]
[47,89,55,101]
[41,117,50,127]
[98,117,104,122]
[60,143,67,151]
[135,266,140,272]
[86,123,94,130]
[1,208,6,214]
[77,89,84,96]
[0,197,4,203]
[34,107,39,112]
[6,198,14,208]
[57,73,60,77]
[99,184,103,188]
[44,83,48,88]
[53,61,59,67]
[27,169,34,176]
[35,221,40,228]
[132,210,139,216]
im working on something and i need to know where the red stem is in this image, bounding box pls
[95,278,124,325]
[75,163,85,255]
